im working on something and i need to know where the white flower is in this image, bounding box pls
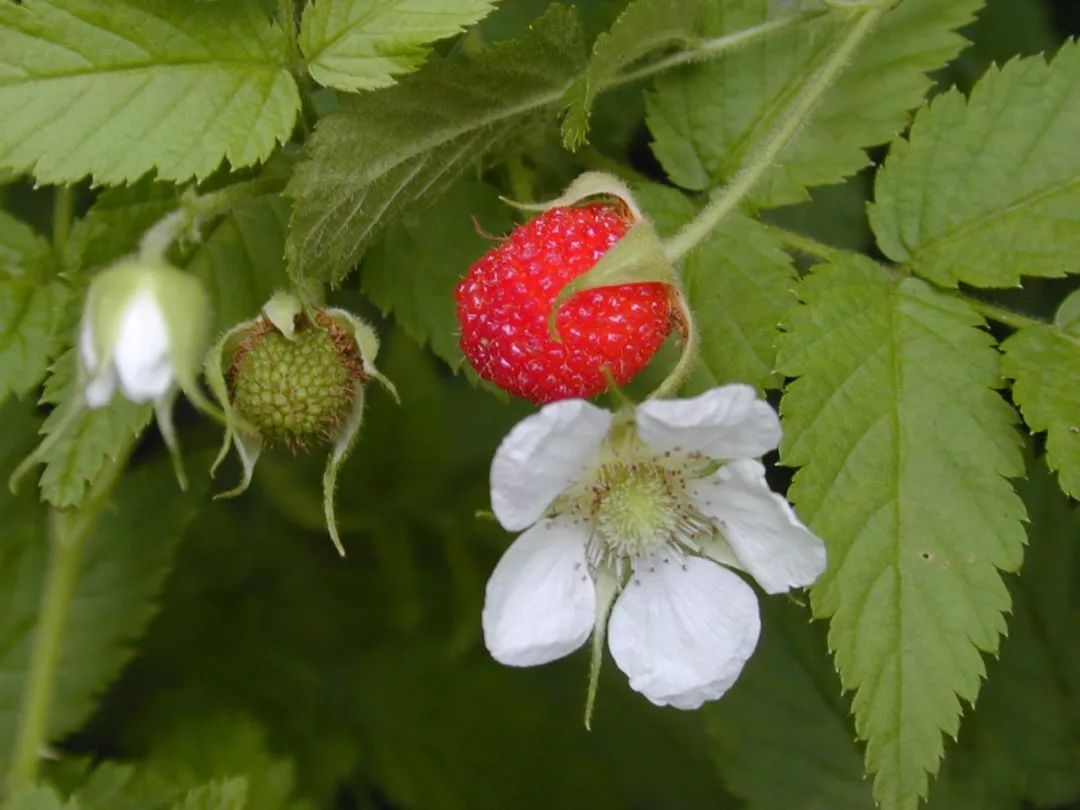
[78,259,208,410]
[81,289,172,408]
[482,385,826,711]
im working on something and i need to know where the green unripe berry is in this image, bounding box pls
[229,314,365,450]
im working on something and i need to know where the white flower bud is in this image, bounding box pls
[78,259,209,408]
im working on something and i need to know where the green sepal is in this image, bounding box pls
[547,220,677,342]
[204,320,262,498]
[261,290,303,340]
[320,308,398,556]
[323,384,365,558]
[324,307,400,403]
[154,388,187,491]
[584,564,618,730]
[501,171,645,221]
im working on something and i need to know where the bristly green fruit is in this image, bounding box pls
[229,313,366,451]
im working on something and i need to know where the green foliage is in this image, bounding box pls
[1002,325,1080,498]
[637,183,797,391]
[285,4,586,287]
[646,0,980,206]
[777,256,1027,810]
[0,444,207,768]
[706,597,872,809]
[925,464,1080,809]
[362,179,513,368]
[1,2,1078,808]
[34,351,151,509]
[186,195,291,334]
[560,0,705,149]
[0,211,68,404]
[299,0,498,92]
[0,0,299,184]
[871,41,1080,287]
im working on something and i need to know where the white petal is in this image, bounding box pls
[608,557,760,709]
[635,385,781,460]
[113,291,173,402]
[490,399,611,531]
[84,364,117,409]
[689,459,826,594]
[482,516,595,667]
[78,314,97,373]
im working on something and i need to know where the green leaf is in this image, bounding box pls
[2,787,76,810]
[187,195,291,335]
[285,4,585,287]
[299,0,497,93]
[0,455,207,768]
[926,463,1080,809]
[0,0,299,184]
[871,42,1080,287]
[706,598,872,810]
[68,181,179,273]
[560,0,705,150]
[777,256,1027,810]
[0,211,68,404]
[362,179,512,368]
[1001,325,1080,499]
[635,183,797,391]
[34,350,152,509]
[169,779,247,810]
[646,0,980,206]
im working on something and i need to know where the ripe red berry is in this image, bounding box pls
[455,203,674,404]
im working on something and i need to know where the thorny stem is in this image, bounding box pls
[5,443,134,793]
[663,4,890,263]
[139,175,287,261]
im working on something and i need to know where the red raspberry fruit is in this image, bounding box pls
[455,204,674,404]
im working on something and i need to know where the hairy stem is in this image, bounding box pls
[6,446,133,791]
[663,5,889,263]
[139,175,286,261]
[279,0,302,78]
[961,296,1048,331]
[763,223,843,263]
[606,8,828,92]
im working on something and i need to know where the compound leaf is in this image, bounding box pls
[871,42,1080,287]
[1001,325,1080,499]
[0,211,68,404]
[646,0,979,206]
[560,0,706,150]
[299,0,497,93]
[285,4,585,287]
[35,350,151,509]
[0,0,299,184]
[777,256,1027,810]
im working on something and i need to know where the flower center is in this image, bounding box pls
[584,459,709,568]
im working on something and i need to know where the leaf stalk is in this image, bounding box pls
[661,5,890,263]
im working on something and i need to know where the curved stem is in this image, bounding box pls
[650,291,699,399]
[662,5,889,263]
[6,445,133,791]
[605,9,828,92]
[139,175,287,261]
[763,223,843,264]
